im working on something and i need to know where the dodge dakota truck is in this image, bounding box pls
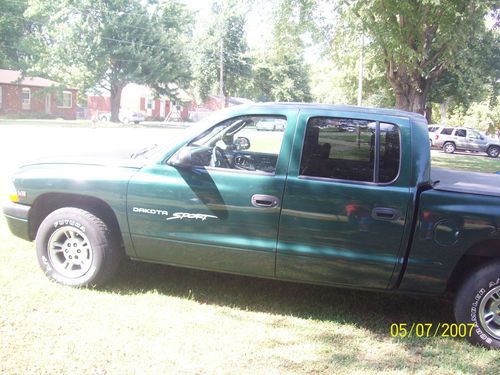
[3,103,500,349]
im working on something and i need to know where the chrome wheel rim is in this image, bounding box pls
[489,148,499,157]
[479,286,500,340]
[47,226,93,279]
[445,144,454,153]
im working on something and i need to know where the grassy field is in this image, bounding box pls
[431,150,500,173]
[1,128,500,374]
[1,214,499,374]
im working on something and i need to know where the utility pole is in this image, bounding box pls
[357,34,364,107]
[219,37,224,108]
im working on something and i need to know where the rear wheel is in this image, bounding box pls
[487,146,500,158]
[35,207,121,287]
[443,142,456,154]
[454,260,500,349]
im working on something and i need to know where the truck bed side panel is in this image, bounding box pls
[400,188,500,294]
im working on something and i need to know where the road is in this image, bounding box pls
[0,124,187,187]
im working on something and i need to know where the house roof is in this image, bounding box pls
[0,69,65,88]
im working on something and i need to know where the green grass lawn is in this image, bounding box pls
[1,216,499,374]
[1,130,500,374]
[431,150,500,173]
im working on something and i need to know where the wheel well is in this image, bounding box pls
[29,193,123,245]
[446,239,500,294]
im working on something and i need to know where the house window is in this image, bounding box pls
[57,91,72,108]
[22,88,31,110]
[146,98,153,109]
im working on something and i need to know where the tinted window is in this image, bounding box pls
[441,128,454,135]
[455,129,466,137]
[179,116,286,174]
[379,124,400,182]
[300,117,399,183]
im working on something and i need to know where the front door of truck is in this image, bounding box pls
[127,110,297,277]
[276,110,412,289]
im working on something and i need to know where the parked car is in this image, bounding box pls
[255,118,286,131]
[97,111,145,124]
[121,111,145,124]
[97,112,111,122]
[433,127,500,157]
[3,103,500,348]
[428,125,443,147]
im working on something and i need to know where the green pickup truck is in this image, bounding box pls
[3,103,500,348]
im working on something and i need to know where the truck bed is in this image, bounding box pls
[431,167,500,197]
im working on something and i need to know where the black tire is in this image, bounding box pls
[487,146,500,158]
[454,260,500,349]
[443,142,456,154]
[35,207,122,287]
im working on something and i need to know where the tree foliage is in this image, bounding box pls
[0,0,30,69]
[348,0,497,113]
[28,0,193,121]
[193,0,252,104]
[251,0,312,102]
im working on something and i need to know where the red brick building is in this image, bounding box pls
[0,69,78,120]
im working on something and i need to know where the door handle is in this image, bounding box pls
[251,194,280,208]
[371,207,401,221]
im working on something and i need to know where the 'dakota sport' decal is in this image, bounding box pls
[132,207,218,221]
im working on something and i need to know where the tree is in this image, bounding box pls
[347,0,496,114]
[0,0,29,69]
[428,27,500,122]
[193,0,252,106]
[29,0,193,121]
[251,0,312,102]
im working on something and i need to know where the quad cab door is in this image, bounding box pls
[127,109,298,277]
[276,109,413,289]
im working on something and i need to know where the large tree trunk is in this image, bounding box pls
[391,75,429,115]
[110,82,125,123]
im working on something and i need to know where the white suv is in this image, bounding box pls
[433,127,500,158]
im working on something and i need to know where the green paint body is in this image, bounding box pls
[4,104,500,295]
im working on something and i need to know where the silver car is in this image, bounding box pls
[433,127,500,157]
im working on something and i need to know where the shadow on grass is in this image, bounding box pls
[107,260,455,335]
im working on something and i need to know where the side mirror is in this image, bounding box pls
[234,137,251,151]
[168,146,192,169]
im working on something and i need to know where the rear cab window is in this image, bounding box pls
[299,117,400,184]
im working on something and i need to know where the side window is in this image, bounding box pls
[441,128,454,135]
[455,129,466,137]
[178,115,287,174]
[57,91,72,108]
[299,117,400,183]
[470,130,482,139]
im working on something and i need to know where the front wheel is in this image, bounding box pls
[443,142,456,154]
[487,146,500,158]
[454,260,500,349]
[35,207,121,287]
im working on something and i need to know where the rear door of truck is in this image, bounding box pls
[276,109,413,288]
